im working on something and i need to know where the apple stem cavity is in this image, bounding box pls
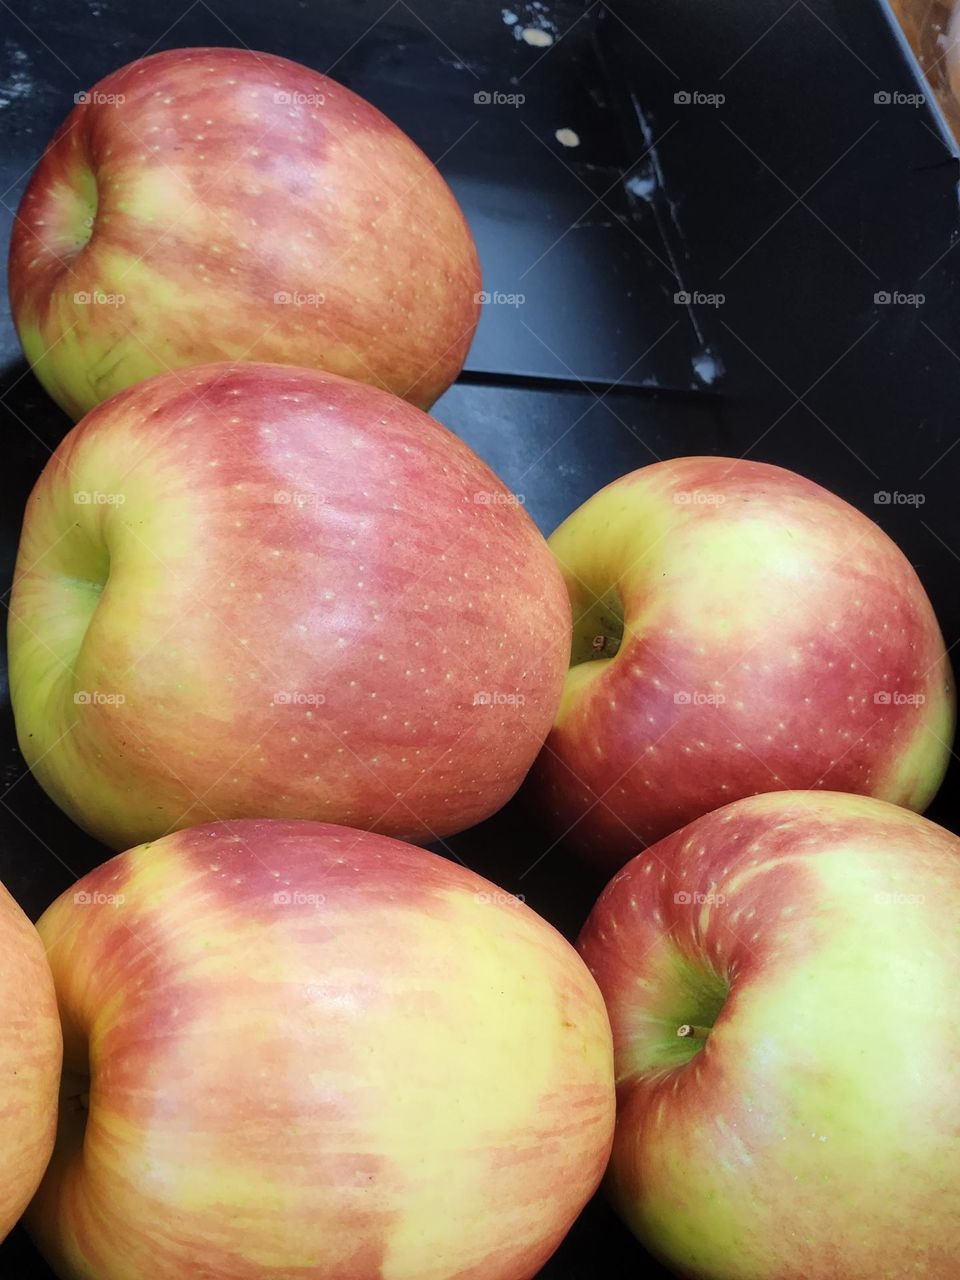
[49,164,99,262]
[570,589,625,667]
[677,1023,711,1041]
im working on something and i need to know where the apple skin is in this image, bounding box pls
[526,458,954,871]
[0,879,62,1242]
[8,360,570,851]
[8,46,481,419]
[25,820,615,1280]
[578,790,960,1280]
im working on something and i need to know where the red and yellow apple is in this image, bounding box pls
[8,46,480,418]
[579,790,960,1279]
[8,361,570,850]
[26,820,615,1279]
[527,457,954,870]
[0,879,61,1241]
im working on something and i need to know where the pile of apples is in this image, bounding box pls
[3,45,959,1280]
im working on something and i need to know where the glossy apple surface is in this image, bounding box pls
[27,820,615,1280]
[527,457,954,870]
[8,361,569,850]
[579,790,960,1279]
[0,879,61,1241]
[8,47,480,418]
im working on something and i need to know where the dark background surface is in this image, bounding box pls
[1,0,958,1275]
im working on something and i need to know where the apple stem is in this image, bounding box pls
[677,1023,711,1041]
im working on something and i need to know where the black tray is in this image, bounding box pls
[1,1,957,1275]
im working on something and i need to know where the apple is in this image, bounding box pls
[8,360,570,851]
[0,878,61,1242]
[885,2,960,138]
[526,457,954,871]
[578,789,960,1279]
[26,819,615,1280]
[8,46,481,419]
